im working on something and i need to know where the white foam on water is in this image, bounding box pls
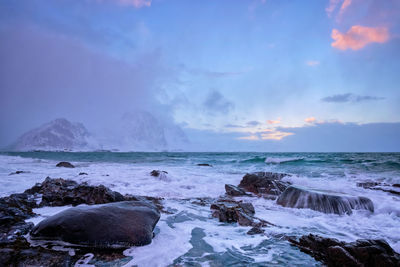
[265,157,304,164]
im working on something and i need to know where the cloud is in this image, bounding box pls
[267,119,280,124]
[339,0,352,16]
[225,124,245,128]
[260,129,293,140]
[246,121,261,126]
[305,117,316,123]
[305,60,320,66]
[331,25,389,50]
[321,93,385,103]
[203,90,234,114]
[101,0,151,8]
[238,135,259,140]
[326,0,352,18]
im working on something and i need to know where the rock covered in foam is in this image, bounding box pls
[289,234,400,267]
[277,186,374,215]
[30,201,160,248]
[56,161,75,168]
[238,172,291,198]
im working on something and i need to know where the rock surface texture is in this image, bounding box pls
[289,234,400,267]
[30,201,161,248]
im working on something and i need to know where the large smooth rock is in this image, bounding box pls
[290,234,400,267]
[30,201,160,248]
[277,186,374,215]
[238,172,291,197]
[25,177,125,207]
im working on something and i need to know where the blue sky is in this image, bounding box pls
[0,0,399,151]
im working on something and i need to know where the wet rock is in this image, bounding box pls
[56,161,75,168]
[197,163,212,167]
[357,181,400,196]
[9,171,29,175]
[210,200,270,227]
[289,234,400,267]
[238,172,291,198]
[150,170,168,177]
[225,184,249,196]
[25,177,125,207]
[79,172,88,175]
[30,201,160,248]
[277,186,374,215]
[247,226,264,235]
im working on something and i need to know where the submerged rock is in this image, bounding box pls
[197,163,212,167]
[289,234,400,267]
[238,172,291,198]
[30,201,160,248]
[9,171,29,175]
[225,184,249,196]
[25,177,125,207]
[277,186,374,215]
[150,170,168,180]
[79,172,88,176]
[56,161,75,168]
[357,181,400,196]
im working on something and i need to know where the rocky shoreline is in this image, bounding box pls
[1,163,399,266]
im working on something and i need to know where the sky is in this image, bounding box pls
[0,0,400,151]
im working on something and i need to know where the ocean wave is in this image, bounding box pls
[239,156,267,163]
[265,157,304,164]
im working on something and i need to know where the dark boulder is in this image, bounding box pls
[197,164,212,167]
[277,186,374,215]
[238,172,291,198]
[30,201,160,248]
[79,172,88,176]
[56,161,75,168]
[247,226,264,235]
[25,177,125,207]
[289,234,400,267]
[0,193,37,228]
[225,184,249,196]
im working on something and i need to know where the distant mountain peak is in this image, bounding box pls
[10,118,94,151]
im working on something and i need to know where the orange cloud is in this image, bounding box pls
[261,130,293,140]
[305,117,316,123]
[331,25,389,50]
[267,119,280,124]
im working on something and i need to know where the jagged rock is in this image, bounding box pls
[79,172,88,175]
[0,193,37,226]
[30,201,160,248]
[277,186,374,215]
[357,181,400,196]
[197,164,212,167]
[289,234,400,267]
[56,161,75,168]
[225,184,249,196]
[210,199,271,227]
[24,177,124,207]
[238,172,291,198]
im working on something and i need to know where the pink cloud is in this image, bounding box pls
[339,0,352,15]
[305,117,316,123]
[331,25,389,50]
[326,0,341,17]
[305,60,320,66]
[267,119,280,124]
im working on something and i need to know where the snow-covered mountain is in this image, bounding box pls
[100,111,189,151]
[10,118,97,151]
[9,113,189,152]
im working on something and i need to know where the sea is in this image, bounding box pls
[1,152,400,266]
